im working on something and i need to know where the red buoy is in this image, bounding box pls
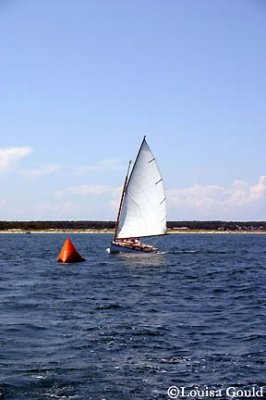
[57,237,85,263]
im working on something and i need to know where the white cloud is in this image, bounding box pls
[21,158,123,178]
[70,159,124,175]
[167,176,266,220]
[53,176,266,221]
[0,146,32,173]
[33,200,80,220]
[55,184,115,197]
[225,176,266,206]
[23,164,62,177]
[32,185,121,220]
[52,184,122,219]
[251,176,266,201]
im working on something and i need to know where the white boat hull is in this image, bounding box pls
[107,241,158,254]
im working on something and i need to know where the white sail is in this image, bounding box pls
[116,138,167,239]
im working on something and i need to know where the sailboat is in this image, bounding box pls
[107,136,167,254]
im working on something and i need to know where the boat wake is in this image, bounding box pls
[169,248,228,255]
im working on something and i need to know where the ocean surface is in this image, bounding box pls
[0,233,266,400]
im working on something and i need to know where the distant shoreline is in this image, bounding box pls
[0,229,265,235]
[1,221,266,234]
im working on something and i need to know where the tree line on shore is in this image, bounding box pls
[0,220,265,231]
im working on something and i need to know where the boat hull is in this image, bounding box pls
[107,241,158,254]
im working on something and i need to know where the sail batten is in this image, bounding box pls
[116,138,167,239]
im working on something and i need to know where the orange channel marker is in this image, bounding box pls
[57,237,86,263]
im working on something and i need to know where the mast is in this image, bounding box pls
[113,160,132,240]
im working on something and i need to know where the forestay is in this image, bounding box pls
[116,138,167,239]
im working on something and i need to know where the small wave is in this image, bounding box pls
[95,303,122,310]
[4,323,47,333]
[131,325,168,337]
[169,248,228,255]
[242,333,266,342]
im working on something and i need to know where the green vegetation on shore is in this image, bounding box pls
[0,220,265,232]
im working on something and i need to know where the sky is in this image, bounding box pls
[0,0,266,221]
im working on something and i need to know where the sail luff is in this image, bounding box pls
[113,160,132,240]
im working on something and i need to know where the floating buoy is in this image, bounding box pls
[57,237,85,263]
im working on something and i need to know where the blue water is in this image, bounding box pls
[0,233,266,399]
